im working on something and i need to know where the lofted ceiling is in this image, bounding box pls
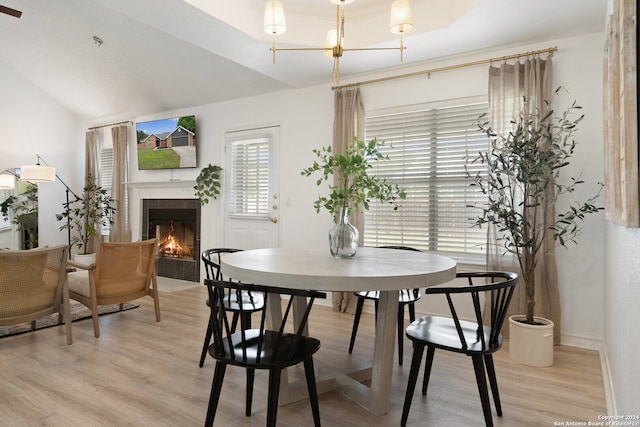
[0,0,607,122]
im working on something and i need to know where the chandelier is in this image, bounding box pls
[264,0,413,83]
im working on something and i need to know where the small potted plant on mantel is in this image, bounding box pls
[56,177,115,264]
[301,137,406,258]
[465,87,602,367]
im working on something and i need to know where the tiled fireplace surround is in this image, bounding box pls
[130,181,201,282]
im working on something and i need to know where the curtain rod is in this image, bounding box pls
[332,46,558,90]
[87,120,132,130]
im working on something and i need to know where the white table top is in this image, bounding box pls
[220,247,457,292]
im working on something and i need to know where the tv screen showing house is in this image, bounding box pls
[136,115,197,170]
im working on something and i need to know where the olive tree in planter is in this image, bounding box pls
[465,88,602,366]
[56,177,115,263]
[301,137,406,258]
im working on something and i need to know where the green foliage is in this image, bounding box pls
[136,130,149,144]
[178,116,196,133]
[301,137,406,220]
[137,148,181,169]
[194,164,223,205]
[56,177,116,254]
[465,88,603,323]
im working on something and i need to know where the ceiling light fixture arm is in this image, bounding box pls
[264,0,413,83]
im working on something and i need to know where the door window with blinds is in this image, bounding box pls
[364,98,489,264]
[226,132,272,218]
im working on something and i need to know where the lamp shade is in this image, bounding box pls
[0,173,15,190]
[324,29,345,58]
[390,0,413,34]
[330,0,355,4]
[20,164,56,183]
[264,0,286,35]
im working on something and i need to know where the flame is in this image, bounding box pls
[158,222,193,259]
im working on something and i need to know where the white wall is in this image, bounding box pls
[0,60,86,250]
[605,222,640,414]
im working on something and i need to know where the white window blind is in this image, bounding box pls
[227,134,271,217]
[364,100,489,264]
[100,146,113,236]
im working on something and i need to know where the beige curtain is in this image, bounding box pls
[85,129,100,254]
[110,125,131,243]
[487,57,561,344]
[332,86,364,313]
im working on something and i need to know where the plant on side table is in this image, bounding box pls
[301,137,406,258]
[465,87,602,366]
[56,177,115,263]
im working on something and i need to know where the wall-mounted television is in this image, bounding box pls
[136,115,197,170]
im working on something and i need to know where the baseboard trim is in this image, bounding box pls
[560,334,602,350]
[598,344,617,415]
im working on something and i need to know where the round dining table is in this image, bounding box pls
[220,246,457,415]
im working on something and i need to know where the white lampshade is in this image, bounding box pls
[325,29,344,57]
[390,0,413,34]
[20,164,56,183]
[264,0,286,35]
[330,0,355,5]
[0,173,15,190]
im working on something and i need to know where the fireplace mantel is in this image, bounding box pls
[126,180,196,189]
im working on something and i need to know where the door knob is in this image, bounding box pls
[270,217,278,223]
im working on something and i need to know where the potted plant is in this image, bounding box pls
[0,183,38,249]
[465,88,602,366]
[301,137,406,258]
[56,177,115,263]
[194,163,223,205]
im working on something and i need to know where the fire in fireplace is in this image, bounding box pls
[154,221,196,259]
[141,199,201,282]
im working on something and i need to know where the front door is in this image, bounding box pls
[223,126,280,249]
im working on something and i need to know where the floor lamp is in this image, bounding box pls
[20,154,80,259]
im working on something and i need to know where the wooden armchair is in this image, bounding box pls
[66,239,160,338]
[0,245,72,344]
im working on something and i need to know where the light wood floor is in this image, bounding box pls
[0,285,607,426]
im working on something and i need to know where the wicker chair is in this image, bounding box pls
[0,245,72,344]
[66,239,160,338]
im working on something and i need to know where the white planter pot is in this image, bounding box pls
[74,253,97,266]
[508,315,554,367]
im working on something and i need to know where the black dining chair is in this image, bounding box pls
[199,248,264,368]
[401,271,518,427]
[348,245,422,366]
[204,278,326,427]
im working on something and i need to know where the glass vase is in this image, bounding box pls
[329,207,359,258]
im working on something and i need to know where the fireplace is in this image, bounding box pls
[142,198,201,282]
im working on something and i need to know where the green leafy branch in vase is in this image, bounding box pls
[301,137,406,220]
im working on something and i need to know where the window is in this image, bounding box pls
[99,130,114,236]
[226,133,271,218]
[364,99,489,264]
